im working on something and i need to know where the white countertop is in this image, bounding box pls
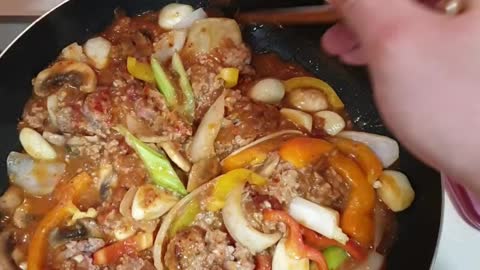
[1,3,479,269]
[433,194,480,269]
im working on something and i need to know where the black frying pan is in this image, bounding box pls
[0,0,442,269]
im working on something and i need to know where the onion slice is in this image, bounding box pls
[190,92,225,163]
[119,186,138,218]
[172,8,208,29]
[338,131,399,168]
[7,152,65,196]
[288,197,349,245]
[272,239,309,270]
[222,182,281,252]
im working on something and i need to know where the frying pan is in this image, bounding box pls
[0,0,442,269]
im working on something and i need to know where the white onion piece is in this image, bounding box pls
[19,128,57,160]
[338,131,399,168]
[158,3,194,29]
[249,78,285,104]
[84,37,111,70]
[60,42,87,62]
[288,197,349,245]
[314,111,345,136]
[352,252,385,270]
[7,152,65,196]
[153,30,187,62]
[131,184,179,221]
[280,108,313,132]
[288,89,328,112]
[185,18,242,54]
[377,170,415,212]
[190,92,225,163]
[172,8,207,29]
[222,183,281,252]
[119,186,138,218]
[272,239,309,270]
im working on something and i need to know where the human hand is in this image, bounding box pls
[322,0,480,194]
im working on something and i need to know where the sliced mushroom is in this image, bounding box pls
[97,164,118,201]
[187,157,221,192]
[84,37,112,70]
[33,60,97,97]
[13,204,34,229]
[159,141,191,172]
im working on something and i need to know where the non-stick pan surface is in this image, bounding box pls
[0,0,442,269]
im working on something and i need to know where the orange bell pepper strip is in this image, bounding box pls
[28,172,93,270]
[279,137,334,168]
[301,226,367,261]
[28,201,78,270]
[263,210,328,270]
[284,77,344,110]
[222,133,300,172]
[328,137,383,184]
[329,153,375,248]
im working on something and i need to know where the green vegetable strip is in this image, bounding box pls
[116,126,187,196]
[151,57,178,108]
[323,246,349,270]
[172,52,195,123]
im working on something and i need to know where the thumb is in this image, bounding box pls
[330,0,431,46]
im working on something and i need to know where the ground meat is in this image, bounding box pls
[215,90,295,158]
[242,186,282,233]
[116,255,156,270]
[82,89,113,136]
[165,225,255,270]
[20,98,49,130]
[54,238,105,270]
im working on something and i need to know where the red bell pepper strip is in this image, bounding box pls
[263,210,328,270]
[255,254,273,270]
[93,232,153,265]
[301,226,367,261]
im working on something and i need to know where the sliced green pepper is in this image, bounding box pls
[172,52,195,123]
[151,57,178,108]
[116,126,187,196]
[323,247,348,270]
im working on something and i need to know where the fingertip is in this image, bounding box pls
[321,23,360,56]
[339,47,367,66]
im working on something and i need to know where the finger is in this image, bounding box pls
[322,23,360,56]
[340,47,367,65]
[330,0,431,46]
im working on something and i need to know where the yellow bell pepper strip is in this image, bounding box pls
[279,137,334,168]
[219,67,240,88]
[116,126,187,196]
[172,52,195,123]
[127,57,155,83]
[207,169,267,211]
[284,77,344,110]
[28,172,93,270]
[93,232,153,265]
[328,137,383,184]
[168,199,201,237]
[263,210,328,270]
[328,153,375,248]
[151,57,178,108]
